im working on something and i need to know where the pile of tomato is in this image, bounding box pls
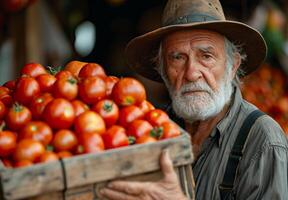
[242,63,288,135]
[0,61,181,168]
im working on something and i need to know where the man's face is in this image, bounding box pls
[161,29,234,122]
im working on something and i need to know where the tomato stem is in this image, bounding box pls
[150,127,163,139]
[103,102,113,112]
[128,136,136,145]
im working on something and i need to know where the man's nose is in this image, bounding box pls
[184,59,202,82]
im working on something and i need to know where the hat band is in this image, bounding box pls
[164,13,219,26]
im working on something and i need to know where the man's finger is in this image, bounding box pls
[107,180,148,195]
[99,188,136,200]
[160,149,177,178]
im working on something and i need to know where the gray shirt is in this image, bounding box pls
[192,86,288,200]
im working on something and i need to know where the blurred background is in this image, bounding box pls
[1,0,288,134]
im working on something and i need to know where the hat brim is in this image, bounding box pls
[125,20,267,82]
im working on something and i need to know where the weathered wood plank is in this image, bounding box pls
[0,161,64,200]
[64,133,193,188]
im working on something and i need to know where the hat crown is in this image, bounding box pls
[162,0,226,26]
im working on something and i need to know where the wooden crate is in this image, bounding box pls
[0,131,195,200]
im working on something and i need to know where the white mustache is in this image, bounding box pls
[179,81,213,95]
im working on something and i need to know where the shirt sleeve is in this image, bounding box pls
[235,144,288,200]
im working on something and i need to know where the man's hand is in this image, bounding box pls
[99,150,188,200]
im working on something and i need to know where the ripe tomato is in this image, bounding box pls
[57,151,72,158]
[78,76,106,104]
[64,60,87,77]
[3,80,16,91]
[36,74,56,93]
[127,119,153,139]
[53,77,78,100]
[38,151,58,163]
[118,105,144,128]
[0,101,6,119]
[1,158,13,168]
[13,139,45,162]
[78,132,105,153]
[14,76,41,105]
[111,77,146,106]
[52,129,78,152]
[14,160,33,168]
[101,125,129,149]
[6,103,32,131]
[0,130,17,157]
[139,100,155,114]
[159,121,181,139]
[0,86,13,106]
[136,135,157,144]
[74,111,106,135]
[145,109,170,126]
[104,76,119,97]
[20,62,47,77]
[55,70,74,80]
[19,121,53,146]
[78,63,106,79]
[71,100,89,117]
[92,99,119,127]
[43,98,75,129]
[29,93,53,120]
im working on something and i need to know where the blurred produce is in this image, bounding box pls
[242,63,288,135]
[0,61,181,168]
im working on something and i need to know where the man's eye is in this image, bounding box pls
[202,54,212,60]
[172,54,184,60]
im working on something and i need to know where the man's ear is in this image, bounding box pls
[231,53,241,78]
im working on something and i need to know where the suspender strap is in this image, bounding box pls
[219,109,265,200]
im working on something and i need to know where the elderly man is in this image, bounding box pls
[100,0,288,199]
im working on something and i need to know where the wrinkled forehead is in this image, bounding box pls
[162,29,225,50]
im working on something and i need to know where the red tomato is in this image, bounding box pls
[78,63,106,79]
[0,130,17,157]
[78,76,106,104]
[145,109,170,126]
[92,99,119,127]
[29,93,53,120]
[127,119,153,139]
[136,135,157,144]
[38,151,58,163]
[43,98,75,129]
[13,139,45,162]
[20,62,47,77]
[78,132,105,153]
[3,80,16,91]
[36,74,56,93]
[1,158,13,168]
[0,86,13,106]
[14,76,41,106]
[111,77,146,106]
[102,125,129,149]
[0,101,6,119]
[55,70,74,80]
[14,160,33,168]
[159,121,181,139]
[104,76,119,97]
[53,77,78,100]
[19,121,53,146]
[57,151,72,158]
[52,129,78,152]
[139,100,155,114]
[6,103,32,131]
[118,105,144,128]
[74,111,106,135]
[71,100,89,117]
[64,60,87,77]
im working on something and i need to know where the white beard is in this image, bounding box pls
[165,72,233,123]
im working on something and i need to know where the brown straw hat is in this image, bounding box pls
[125,0,267,82]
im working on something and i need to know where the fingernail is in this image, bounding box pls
[107,182,114,188]
[163,148,169,157]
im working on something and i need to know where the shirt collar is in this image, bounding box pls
[214,84,243,146]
